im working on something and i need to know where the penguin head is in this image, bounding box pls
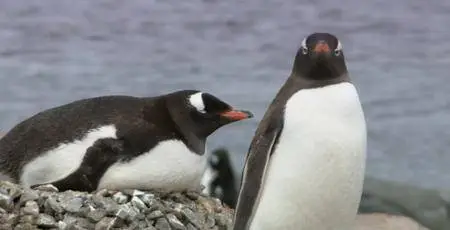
[292,32,348,80]
[185,91,253,136]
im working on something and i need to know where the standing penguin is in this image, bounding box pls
[0,90,253,192]
[233,33,367,230]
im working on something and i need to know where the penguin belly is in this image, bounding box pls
[97,139,208,191]
[250,83,367,230]
[20,125,118,187]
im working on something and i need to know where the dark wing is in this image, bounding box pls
[232,114,283,230]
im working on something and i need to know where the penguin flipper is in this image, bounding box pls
[233,118,283,230]
[30,138,124,192]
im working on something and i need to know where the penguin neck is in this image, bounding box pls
[160,97,207,155]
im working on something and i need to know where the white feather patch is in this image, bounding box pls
[189,92,205,113]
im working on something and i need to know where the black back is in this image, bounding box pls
[0,90,244,182]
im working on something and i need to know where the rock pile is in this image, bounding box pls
[0,181,233,230]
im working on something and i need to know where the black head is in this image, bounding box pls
[292,32,348,80]
[163,90,253,140]
[185,91,253,136]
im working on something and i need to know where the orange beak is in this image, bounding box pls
[314,42,330,53]
[219,109,253,121]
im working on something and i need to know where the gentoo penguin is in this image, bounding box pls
[0,90,253,192]
[233,33,367,230]
[201,148,238,208]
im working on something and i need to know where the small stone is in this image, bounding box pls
[95,217,116,230]
[0,193,13,211]
[23,200,40,216]
[140,193,155,206]
[205,214,215,228]
[185,192,199,200]
[112,192,128,204]
[19,190,40,204]
[33,184,59,192]
[186,223,198,230]
[181,208,202,228]
[18,214,36,224]
[61,197,84,213]
[61,214,78,226]
[2,213,18,225]
[92,195,119,215]
[0,207,5,213]
[14,223,35,230]
[142,226,158,230]
[131,196,147,210]
[58,221,67,229]
[215,213,231,227]
[167,213,186,230]
[115,207,129,219]
[147,210,164,220]
[132,189,146,196]
[155,217,171,230]
[45,197,64,213]
[37,213,58,228]
[86,208,107,222]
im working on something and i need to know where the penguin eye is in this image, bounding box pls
[334,49,341,56]
[301,47,308,55]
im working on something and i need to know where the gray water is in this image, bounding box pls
[0,0,449,190]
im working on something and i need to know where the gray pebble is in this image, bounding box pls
[95,217,116,230]
[142,226,158,230]
[115,208,129,220]
[86,208,107,222]
[205,214,215,228]
[181,208,202,228]
[62,197,84,213]
[33,184,59,192]
[167,213,186,230]
[186,223,198,230]
[18,214,35,224]
[0,193,13,211]
[140,193,155,206]
[23,200,40,216]
[13,223,35,230]
[19,189,40,204]
[215,213,231,227]
[155,217,172,230]
[147,210,164,220]
[131,196,147,210]
[112,192,128,204]
[37,213,58,228]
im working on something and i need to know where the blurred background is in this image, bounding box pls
[0,0,449,225]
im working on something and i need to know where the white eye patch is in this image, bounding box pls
[336,40,342,51]
[188,92,206,113]
[301,37,307,49]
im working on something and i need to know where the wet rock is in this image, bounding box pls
[167,213,186,230]
[19,189,39,204]
[33,184,59,192]
[37,213,58,228]
[0,193,13,211]
[131,196,147,210]
[147,210,164,220]
[86,207,106,222]
[112,192,128,204]
[22,200,40,216]
[155,217,171,230]
[61,197,84,213]
[181,207,202,228]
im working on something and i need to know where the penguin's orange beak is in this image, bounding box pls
[219,109,253,121]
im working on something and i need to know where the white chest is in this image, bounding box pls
[98,140,208,191]
[250,82,367,230]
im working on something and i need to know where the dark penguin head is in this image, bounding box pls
[159,90,253,141]
[292,32,348,80]
[206,148,238,208]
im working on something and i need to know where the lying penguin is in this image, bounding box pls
[201,148,238,208]
[0,90,253,192]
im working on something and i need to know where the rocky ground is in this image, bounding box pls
[0,181,233,230]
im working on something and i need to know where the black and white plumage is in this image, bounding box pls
[233,33,367,230]
[0,90,253,192]
[201,148,238,208]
